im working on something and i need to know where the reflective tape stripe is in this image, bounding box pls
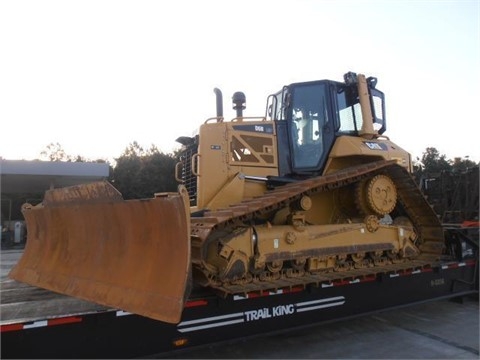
[48,317,82,326]
[116,310,132,317]
[0,316,83,333]
[0,324,23,333]
[233,286,301,300]
[185,300,208,308]
[24,320,48,329]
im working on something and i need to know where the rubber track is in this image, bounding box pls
[190,159,445,294]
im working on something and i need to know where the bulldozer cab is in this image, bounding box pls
[271,72,386,177]
[175,72,391,210]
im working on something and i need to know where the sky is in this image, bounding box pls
[1,0,479,164]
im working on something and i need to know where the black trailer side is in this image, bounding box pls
[1,259,477,359]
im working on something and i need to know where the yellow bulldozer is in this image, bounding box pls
[10,72,445,324]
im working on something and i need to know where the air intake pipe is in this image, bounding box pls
[232,91,246,118]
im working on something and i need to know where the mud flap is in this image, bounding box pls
[9,181,191,324]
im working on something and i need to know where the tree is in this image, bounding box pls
[413,147,449,183]
[112,142,178,199]
[413,147,479,182]
[39,142,102,163]
[451,156,477,172]
[418,147,451,174]
[40,142,68,161]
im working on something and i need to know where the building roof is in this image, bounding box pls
[1,159,110,194]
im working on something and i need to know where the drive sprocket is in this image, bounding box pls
[356,174,397,216]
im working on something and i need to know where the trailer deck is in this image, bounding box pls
[1,248,477,359]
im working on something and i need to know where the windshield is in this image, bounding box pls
[336,86,362,133]
[336,85,386,134]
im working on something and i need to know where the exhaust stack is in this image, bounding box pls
[213,88,223,118]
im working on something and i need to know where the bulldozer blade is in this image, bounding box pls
[9,181,191,324]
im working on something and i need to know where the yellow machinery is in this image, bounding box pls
[10,72,445,324]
